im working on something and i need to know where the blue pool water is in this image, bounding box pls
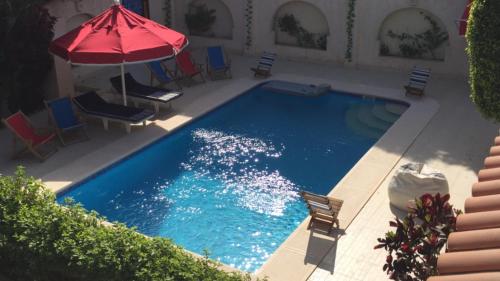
[58,82,407,272]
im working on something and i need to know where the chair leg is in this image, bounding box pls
[31,141,58,162]
[102,119,109,131]
[56,130,67,146]
[175,80,183,90]
[83,128,90,140]
[31,148,47,162]
[307,218,313,230]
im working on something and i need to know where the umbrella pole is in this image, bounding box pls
[121,64,127,106]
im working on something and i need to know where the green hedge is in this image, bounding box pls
[0,168,258,281]
[467,0,500,121]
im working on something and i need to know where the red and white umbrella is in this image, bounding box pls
[49,0,188,105]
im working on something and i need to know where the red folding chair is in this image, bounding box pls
[175,50,205,84]
[3,111,58,161]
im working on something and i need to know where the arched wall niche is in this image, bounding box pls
[272,1,330,50]
[378,8,449,61]
[186,0,234,39]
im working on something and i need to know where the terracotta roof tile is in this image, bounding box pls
[472,180,500,197]
[447,228,500,252]
[428,272,500,281]
[489,145,500,156]
[465,194,500,213]
[430,136,500,280]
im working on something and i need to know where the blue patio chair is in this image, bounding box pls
[206,46,232,80]
[251,52,277,78]
[45,97,89,146]
[146,60,182,89]
[405,66,431,97]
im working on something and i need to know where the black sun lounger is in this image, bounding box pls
[110,73,183,113]
[73,91,154,133]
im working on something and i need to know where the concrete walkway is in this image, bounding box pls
[0,53,497,281]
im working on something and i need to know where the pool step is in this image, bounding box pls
[356,105,392,131]
[385,103,407,115]
[372,104,401,123]
[345,106,384,139]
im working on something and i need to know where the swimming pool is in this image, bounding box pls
[58,81,408,272]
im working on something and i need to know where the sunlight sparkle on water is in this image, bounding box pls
[181,129,301,216]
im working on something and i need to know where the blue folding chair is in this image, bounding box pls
[147,60,182,89]
[405,66,431,97]
[206,46,232,80]
[45,97,89,145]
[251,52,277,78]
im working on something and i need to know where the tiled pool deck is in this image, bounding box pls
[0,53,497,281]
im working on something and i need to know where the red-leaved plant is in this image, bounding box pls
[374,193,462,281]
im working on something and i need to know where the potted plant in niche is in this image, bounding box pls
[185,3,216,37]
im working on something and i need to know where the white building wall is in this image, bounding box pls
[169,0,469,77]
[45,0,469,98]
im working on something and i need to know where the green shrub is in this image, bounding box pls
[467,0,500,121]
[374,194,461,281]
[0,167,257,281]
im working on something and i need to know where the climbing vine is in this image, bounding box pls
[244,0,253,49]
[163,0,172,27]
[345,0,356,62]
[381,12,448,60]
[277,14,327,50]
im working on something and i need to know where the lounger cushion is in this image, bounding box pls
[74,92,154,123]
[110,74,183,104]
